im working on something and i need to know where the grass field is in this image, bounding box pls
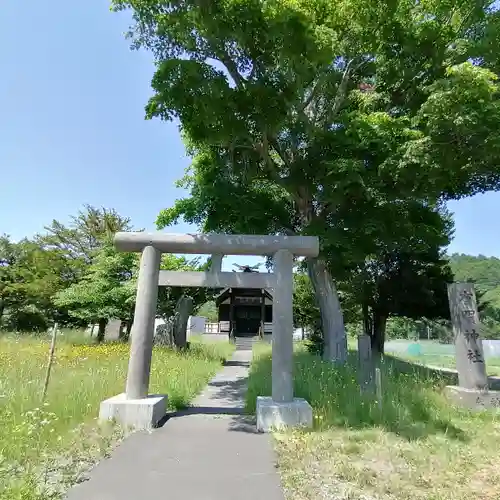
[247,343,500,500]
[391,352,500,376]
[0,332,234,499]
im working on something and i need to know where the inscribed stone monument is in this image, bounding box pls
[445,282,500,409]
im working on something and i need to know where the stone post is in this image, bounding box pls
[358,334,375,394]
[447,282,488,390]
[260,289,266,339]
[271,249,294,403]
[173,295,193,349]
[125,245,161,400]
[229,289,235,342]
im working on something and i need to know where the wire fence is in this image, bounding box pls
[385,339,500,358]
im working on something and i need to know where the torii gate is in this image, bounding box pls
[99,232,319,432]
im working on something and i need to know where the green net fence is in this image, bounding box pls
[385,339,500,359]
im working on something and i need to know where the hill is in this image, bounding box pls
[449,254,500,292]
[449,253,500,310]
[449,254,500,336]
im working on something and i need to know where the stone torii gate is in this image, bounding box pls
[99,232,319,432]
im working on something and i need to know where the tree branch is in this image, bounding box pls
[299,71,329,114]
[213,47,246,88]
[269,138,291,168]
[330,59,355,119]
[325,58,368,123]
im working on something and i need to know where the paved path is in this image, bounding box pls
[66,340,284,500]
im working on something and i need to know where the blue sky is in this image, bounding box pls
[1,0,499,270]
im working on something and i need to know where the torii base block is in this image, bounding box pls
[99,393,168,430]
[256,396,313,433]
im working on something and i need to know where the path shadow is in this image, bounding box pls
[228,415,260,434]
[157,406,244,427]
[157,370,253,429]
[223,360,250,368]
[206,376,248,403]
[163,409,258,434]
[156,406,260,435]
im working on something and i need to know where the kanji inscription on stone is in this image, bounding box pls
[466,348,484,364]
[447,282,488,390]
[464,329,480,343]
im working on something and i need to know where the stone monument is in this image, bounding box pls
[445,282,500,409]
[172,295,193,349]
[98,232,318,430]
[104,319,122,341]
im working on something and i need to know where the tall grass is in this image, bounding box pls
[392,351,500,376]
[0,333,234,499]
[247,343,500,500]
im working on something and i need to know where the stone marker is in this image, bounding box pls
[375,367,383,411]
[173,296,193,349]
[445,282,500,410]
[448,282,487,389]
[154,320,174,347]
[99,232,318,431]
[358,334,375,394]
[104,319,122,341]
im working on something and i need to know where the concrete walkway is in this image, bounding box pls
[66,341,284,500]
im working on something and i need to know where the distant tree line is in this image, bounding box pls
[3,204,500,351]
[0,205,214,341]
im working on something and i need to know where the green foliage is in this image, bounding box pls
[0,236,77,330]
[114,0,500,355]
[293,272,320,329]
[2,304,50,333]
[54,245,137,325]
[157,254,217,319]
[40,204,132,263]
[247,343,458,436]
[114,0,500,222]
[1,206,214,336]
[0,335,234,497]
[449,253,500,294]
[246,344,500,499]
[449,253,500,338]
[196,301,218,322]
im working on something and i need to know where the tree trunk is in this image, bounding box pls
[124,320,133,341]
[0,300,4,329]
[307,257,347,363]
[96,318,107,343]
[362,301,372,337]
[371,311,387,356]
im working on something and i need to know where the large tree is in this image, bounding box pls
[340,203,454,354]
[353,249,454,354]
[0,235,78,331]
[114,0,500,361]
[39,204,132,268]
[0,234,19,326]
[54,244,137,342]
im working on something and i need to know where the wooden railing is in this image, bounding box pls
[203,322,274,334]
